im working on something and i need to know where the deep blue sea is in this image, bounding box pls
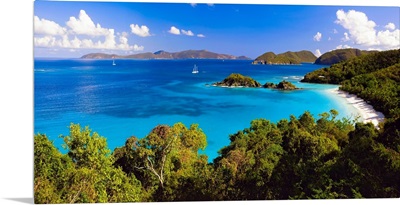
[34,59,360,161]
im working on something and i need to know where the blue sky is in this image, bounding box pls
[33,1,400,58]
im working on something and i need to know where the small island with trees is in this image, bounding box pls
[212,73,300,90]
[212,73,262,87]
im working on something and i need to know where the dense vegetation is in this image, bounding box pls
[300,49,400,185]
[213,73,262,87]
[263,80,299,90]
[34,108,400,203]
[341,63,400,120]
[252,50,316,65]
[314,48,378,65]
[301,49,400,84]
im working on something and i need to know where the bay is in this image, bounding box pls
[34,59,359,161]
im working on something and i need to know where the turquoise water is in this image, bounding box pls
[34,59,360,161]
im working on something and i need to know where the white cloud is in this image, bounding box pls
[181,29,194,36]
[385,22,396,30]
[119,32,129,45]
[335,9,399,49]
[190,3,213,7]
[34,10,144,52]
[313,32,322,41]
[314,49,322,57]
[130,24,151,37]
[333,29,338,34]
[34,16,66,36]
[168,26,181,35]
[133,44,145,51]
[342,32,350,41]
[336,44,352,49]
[66,10,109,36]
[34,35,58,47]
[328,37,332,41]
[377,29,400,48]
[168,26,204,38]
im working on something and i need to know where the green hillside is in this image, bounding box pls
[302,49,400,84]
[253,50,316,65]
[315,48,378,65]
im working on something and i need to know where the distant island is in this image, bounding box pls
[252,50,317,65]
[251,48,381,66]
[212,73,299,90]
[314,48,378,65]
[81,49,251,60]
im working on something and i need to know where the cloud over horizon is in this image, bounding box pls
[130,24,151,37]
[313,32,322,41]
[34,10,145,52]
[181,29,194,36]
[168,26,204,37]
[168,26,181,35]
[335,9,399,50]
[314,49,322,57]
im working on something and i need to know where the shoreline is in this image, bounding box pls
[327,87,385,128]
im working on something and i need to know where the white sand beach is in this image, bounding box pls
[328,88,385,128]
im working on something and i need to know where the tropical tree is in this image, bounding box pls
[113,122,208,201]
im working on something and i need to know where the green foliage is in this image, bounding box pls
[34,124,142,204]
[62,124,112,170]
[276,80,298,90]
[34,134,72,204]
[253,50,316,64]
[263,80,299,90]
[314,48,377,65]
[329,123,400,198]
[302,49,400,84]
[340,63,400,119]
[112,122,209,201]
[213,73,262,87]
[212,110,356,200]
[34,110,400,201]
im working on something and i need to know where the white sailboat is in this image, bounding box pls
[192,64,199,74]
[112,59,116,66]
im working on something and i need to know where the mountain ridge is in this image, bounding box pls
[81,49,251,60]
[314,48,379,65]
[252,50,317,65]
